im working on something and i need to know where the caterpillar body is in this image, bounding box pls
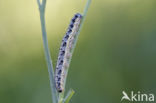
[55,13,82,92]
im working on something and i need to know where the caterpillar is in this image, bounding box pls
[55,13,82,93]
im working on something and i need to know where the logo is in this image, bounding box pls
[121,91,155,102]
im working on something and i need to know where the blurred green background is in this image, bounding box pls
[0,0,156,103]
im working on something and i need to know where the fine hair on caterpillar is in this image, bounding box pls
[55,13,82,93]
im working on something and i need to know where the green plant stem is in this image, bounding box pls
[64,0,92,91]
[37,0,91,103]
[58,0,92,103]
[37,0,57,103]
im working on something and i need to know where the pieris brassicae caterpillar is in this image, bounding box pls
[55,13,82,93]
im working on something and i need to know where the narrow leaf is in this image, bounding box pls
[63,89,75,103]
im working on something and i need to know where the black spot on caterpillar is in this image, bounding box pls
[55,13,82,93]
